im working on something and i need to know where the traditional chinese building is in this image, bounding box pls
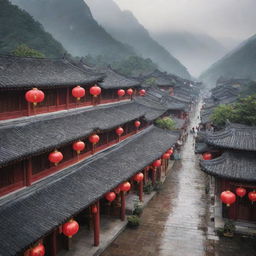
[134,69,199,101]
[198,123,256,232]
[0,55,192,256]
[199,78,254,131]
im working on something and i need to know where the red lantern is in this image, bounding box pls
[248,191,256,202]
[25,88,45,106]
[48,150,63,165]
[89,134,100,144]
[126,88,133,96]
[105,192,116,202]
[91,205,98,214]
[72,141,85,154]
[62,219,79,238]
[152,159,162,168]
[119,181,131,192]
[236,187,246,198]
[167,148,174,155]
[30,244,45,256]
[116,127,124,136]
[139,89,146,96]
[202,153,212,160]
[220,190,236,206]
[90,85,101,97]
[133,172,144,183]
[72,86,85,100]
[117,89,125,97]
[162,153,170,159]
[134,121,141,128]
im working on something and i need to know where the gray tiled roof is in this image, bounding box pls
[200,151,256,182]
[205,123,256,151]
[0,101,164,167]
[0,126,179,256]
[98,67,140,89]
[0,55,103,89]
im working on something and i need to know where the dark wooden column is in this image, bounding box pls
[152,168,156,185]
[93,201,100,246]
[25,159,32,186]
[120,191,126,221]
[27,102,31,116]
[143,169,148,183]
[92,144,95,154]
[50,229,57,256]
[139,181,143,202]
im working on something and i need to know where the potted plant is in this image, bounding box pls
[223,220,235,237]
[133,200,143,216]
[143,181,153,194]
[127,215,140,228]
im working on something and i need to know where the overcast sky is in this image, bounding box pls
[113,0,256,42]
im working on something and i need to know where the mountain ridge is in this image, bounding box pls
[11,0,136,62]
[86,0,190,79]
[200,34,256,86]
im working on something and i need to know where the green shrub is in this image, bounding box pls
[224,220,236,234]
[127,215,140,227]
[155,117,176,130]
[12,44,45,58]
[143,181,153,194]
[133,200,143,216]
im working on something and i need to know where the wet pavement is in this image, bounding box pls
[101,102,256,256]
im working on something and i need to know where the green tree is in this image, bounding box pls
[210,94,256,126]
[0,0,66,57]
[112,56,157,77]
[155,117,176,130]
[234,95,256,125]
[210,104,235,127]
[12,44,45,58]
[145,77,157,86]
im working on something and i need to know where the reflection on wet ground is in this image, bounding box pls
[102,103,256,256]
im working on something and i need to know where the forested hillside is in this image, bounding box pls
[0,0,66,57]
[12,0,135,62]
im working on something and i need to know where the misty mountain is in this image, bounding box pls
[11,0,135,62]
[153,31,227,77]
[0,0,66,57]
[86,0,190,79]
[200,34,256,86]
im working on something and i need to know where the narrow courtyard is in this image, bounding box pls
[102,103,256,256]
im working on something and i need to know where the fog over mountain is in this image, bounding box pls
[113,0,256,78]
[113,0,256,44]
[200,34,256,85]
[86,0,190,79]
[11,0,135,62]
[154,31,228,77]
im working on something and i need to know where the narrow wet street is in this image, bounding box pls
[102,103,256,256]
